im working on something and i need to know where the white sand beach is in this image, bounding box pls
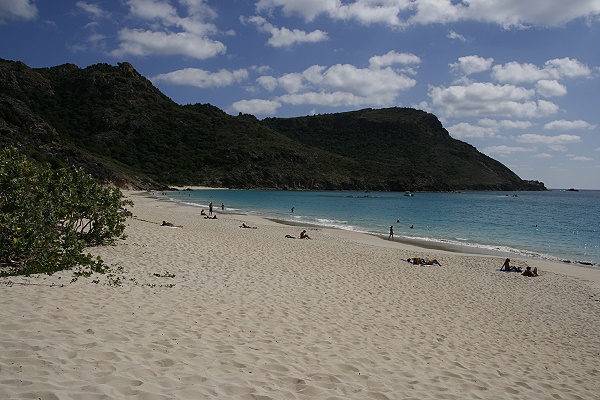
[1,190,599,399]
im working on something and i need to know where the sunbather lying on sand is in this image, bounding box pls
[161,221,182,228]
[407,257,441,266]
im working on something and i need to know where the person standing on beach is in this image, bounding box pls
[388,225,394,240]
[291,207,294,213]
[209,202,213,216]
[221,203,224,211]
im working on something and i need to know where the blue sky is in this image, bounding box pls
[1,1,599,189]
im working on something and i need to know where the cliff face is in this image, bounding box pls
[0,59,545,191]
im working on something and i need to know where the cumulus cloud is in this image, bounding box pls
[536,80,567,97]
[450,55,494,76]
[110,29,226,59]
[243,15,328,47]
[492,58,592,84]
[151,68,248,88]
[534,153,553,158]
[228,99,282,115]
[543,119,597,130]
[76,1,107,19]
[567,154,593,161]
[447,30,466,42]
[478,119,534,129]
[483,145,533,156]
[0,0,37,22]
[447,122,497,139]
[257,72,305,93]
[429,82,559,118]
[369,51,421,70]
[516,133,582,145]
[251,54,418,110]
[255,0,600,28]
[256,0,338,22]
[277,91,367,107]
[109,0,225,59]
[550,145,568,152]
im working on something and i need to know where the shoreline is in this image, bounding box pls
[160,190,600,277]
[1,189,599,399]
[152,190,600,285]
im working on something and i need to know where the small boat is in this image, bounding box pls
[566,188,579,192]
[404,191,414,197]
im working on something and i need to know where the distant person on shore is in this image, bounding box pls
[291,207,294,213]
[408,257,441,266]
[204,214,217,219]
[300,230,311,239]
[209,202,213,216]
[388,225,394,240]
[161,221,182,228]
[221,203,225,211]
[200,209,206,216]
[522,266,538,277]
[240,223,257,229]
[500,258,522,272]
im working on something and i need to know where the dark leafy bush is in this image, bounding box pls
[0,147,132,276]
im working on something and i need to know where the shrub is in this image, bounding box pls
[0,147,132,276]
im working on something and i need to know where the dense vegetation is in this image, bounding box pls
[0,58,545,191]
[0,147,131,276]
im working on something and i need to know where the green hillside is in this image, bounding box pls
[0,59,545,191]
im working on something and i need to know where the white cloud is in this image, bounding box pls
[312,64,416,99]
[256,76,279,92]
[151,68,248,88]
[126,0,178,21]
[256,0,600,28]
[447,122,497,139]
[534,153,553,158]
[492,58,592,84]
[567,154,593,161]
[0,0,37,22]
[110,29,226,59]
[447,30,466,42]
[228,99,282,115]
[544,119,597,130]
[369,51,421,70]
[478,119,534,129]
[483,145,533,156]
[516,133,582,145]
[278,91,366,107]
[253,56,417,109]
[243,15,328,47]
[276,73,306,93]
[109,0,224,58]
[450,55,494,76]
[76,2,106,19]
[536,80,567,97]
[256,0,337,22]
[332,1,403,26]
[429,82,559,118]
[550,145,568,152]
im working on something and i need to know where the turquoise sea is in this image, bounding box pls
[160,189,600,268]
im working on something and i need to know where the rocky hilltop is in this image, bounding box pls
[0,59,545,191]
